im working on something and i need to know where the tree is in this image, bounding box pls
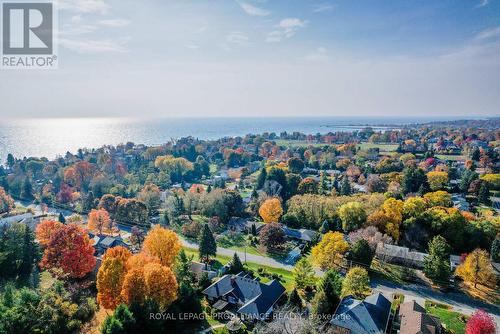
[21,177,33,199]
[491,238,500,262]
[339,176,351,195]
[6,153,15,168]
[465,310,497,334]
[478,183,490,204]
[143,262,178,310]
[35,220,64,247]
[175,249,194,284]
[341,267,370,298]
[423,190,452,207]
[427,171,448,191]
[288,157,305,174]
[0,186,14,214]
[423,236,451,285]
[229,252,244,274]
[297,178,318,194]
[198,224,217,263]
[311,231,349,270]
[338,202,367,232]
[347,239,374,267]
[40,224,96,278]
[88,208,112,235]
[130,226,145,249]
[312,269,342,315]
[293,258,315,289]
[58,212,66,224]
[137,183,161,215]
[287,289,303,309]
[143,225,181,267]
[403,196,427,218]
[401,166,427,194]
[121,267,147,306]
[259,197,283,223]
[0,223,39,279]
[256,168,267,190]
[97,246,132,310]
[259,222,286,251]
[456,249,495,288]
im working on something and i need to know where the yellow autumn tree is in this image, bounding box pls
[456,249,495,288]
[403,196,427,218]
[311,231,349,270]
[88,208,112,235]
[427,171,448,191]
[259,198,283,223]
[144,262,178,310]
[121,267,147,305]
[96,246,132,309]
[424,190,452,207]
[143,225,181,267]
[382,198,404,240]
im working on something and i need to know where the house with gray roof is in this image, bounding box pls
[202,272,286,321]
[376,242,427,269]
[330,292,392,334]
[282,226,318,244]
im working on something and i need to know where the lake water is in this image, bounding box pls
[0,116,463,162]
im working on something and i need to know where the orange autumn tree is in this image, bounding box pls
[143,262,178,309]
[40,224,96,278]
[121,266,147,305]
[259,197,283,223]
[88,208,112,235]
[96,246,132,309]
[143,225,181,267]
[35,220,64,247]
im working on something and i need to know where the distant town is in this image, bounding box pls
[0,118,498,334]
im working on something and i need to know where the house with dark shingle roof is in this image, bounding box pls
[330,292,392,334]
[399,301,442,334]
[202,272,286,321]
[282,226,318,244]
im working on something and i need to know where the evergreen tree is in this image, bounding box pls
[6,153,15,168]
[21,177,33,199]
[113,304,136,333]
[459,169,478,194]
[83,191,95,211]
[229,252,244,274]
[319,220,330,234]
[101,316,124,334]
[423,236,451,285]
[471,147,480,161]
[58,212,66,224]
[19,225,38,278]
[206,184,212,193]
[312,269,342,315]
[339,176,351,196]
[256,168,267,190]
[491,238,500,263]
[478,183,490,204]
[251,223,257,236]
[287,289,303,309]
[319,172,329,195]
[347,239,374,267]
[293,258,315,289]
[199,224,216,263]
[175,249,194,284]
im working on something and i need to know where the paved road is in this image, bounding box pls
[183,237,500,326]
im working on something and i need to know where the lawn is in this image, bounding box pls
[435,154,466,161]
[274,139,328,148]
[425,301,468,334]
[182,247,295,291]
[357,142,399,152]
[371,259,416,285]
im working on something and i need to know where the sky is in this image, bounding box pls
[1,0,500,119]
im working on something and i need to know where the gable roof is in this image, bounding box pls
[283,226,318,242]
[202,273,286,318]
[330,292,392,334]
[399,301,441,334]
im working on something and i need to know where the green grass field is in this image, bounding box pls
[425,301,468,334]
[357,142,399,152]
[183,247,295,291]
[435,154,466,161]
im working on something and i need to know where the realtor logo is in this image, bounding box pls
[1,1,57,69]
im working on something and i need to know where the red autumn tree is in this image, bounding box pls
[40,224,96,278]
[35,220,65,247]
[466,310,496,334]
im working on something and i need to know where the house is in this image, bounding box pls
[375,243,427,269]
[282,226,318,244]
[0,212,34,226]
[190,261,217,280]
[228,218,264,234]
[90,233,129,255]
[399,301,442,334]
[202,272,286,321]
[449,255,462,271]
[330,292,392,334]
[451,194,470,211]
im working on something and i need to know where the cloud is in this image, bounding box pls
[226,31,249,45]
[266,18,307,42]
[238,1,270,16]
[477,0,489,7]
[99,19,131,27]
[305,47,330,62]
[186,44,200,50]
[59,38,129,53]
[58,0,110,14]
[475,26,500,40]
[312,3,336,13]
